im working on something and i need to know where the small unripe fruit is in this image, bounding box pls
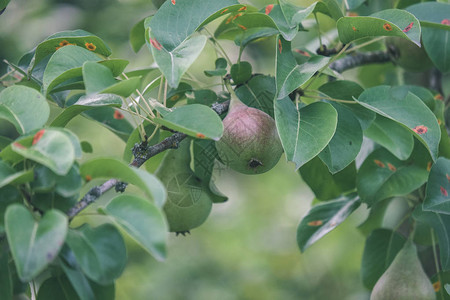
[215,99,283,175]
[370,240,436,300]
[155,139,212,233]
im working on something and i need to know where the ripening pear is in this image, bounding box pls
[370,239,436,300]
[155,139,212,233]
[215,95,283,175]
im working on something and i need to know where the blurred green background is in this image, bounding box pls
[0,0,375,299]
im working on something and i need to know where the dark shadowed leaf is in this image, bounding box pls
[423,157,450,214]
[297,193,360,252]
[360,228,406,289]
[235,74,276,118]
[356,148,428,206]
[66,224,126,284]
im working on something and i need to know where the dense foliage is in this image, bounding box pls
[0,0,449,299]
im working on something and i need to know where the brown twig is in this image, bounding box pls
[329,51,392,73]
[67,100,230,220]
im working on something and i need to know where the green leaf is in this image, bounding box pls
[364,115,414,160]
[37,275,79,300]
[356,148,428,206]
[407,2,450,73]
[43,45,101,95]
[357,85,441,161]
[235,74,276,118]
[312,0,344,21]
[130,18,147,53]
[51,94,123,127]
[360,228,406,289]
[204,58,228,77]
[0,161,33,188]
[0,86,49,134]
[423,157,450,214]
[82,107,133,141]
[0,240,12,300]
[230,61,252,85]
[299,157,356,201]
[265,1,318,41]
[82,62,140,97]
[318,80,374,130]
[296,193,360,252]
[413,205,450,271]
[337,9,421,46]
[276,37,331,99]
[60,257,115,300]
[102,194,168,261]
[154,104,223,141]
[99,59,129,77]
[5,204,68,281]
[274,99,337,169]
[80,157,166,207]
[30,30,111,73]
[148,0,239,52]
[66,223,126,284]
[12,128,78,175]
[0,0,10,12]
[318,102,363,173]
[147,34,207,88]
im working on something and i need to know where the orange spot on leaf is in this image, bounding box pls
[446,173,450,182]
[427,161,433,172]
[85,42,96,51]
[85,175,92,182]
[171,0,175,4]
[383,23,393,31]
[226,16,233,24]
[32,129,45,145]
[441,186,448,197]
[113,110,124,120]
[265,4,274,15]
[347,12,358,17]
[433,281,441,292]
[59,40,70,46]
[441,19,450,25]
[294,49,310,57]
[278,39,282,53]
[238,6,247,11]
[233,13,243,20]
[238,24,247,30]
[387,163,396,172]
[352,26,357,32]
[374,159,385,168]
[149,38,162,50]
[412,125,428,134]
[402,22,414,33]
[308,220,323,226]
[13,142,26,149]
[435,94,443,101]
[196,133,206,139]
[220,8,228,14]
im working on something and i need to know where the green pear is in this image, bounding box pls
[215,96,283,175]
[370,239,436,300]
[155,139,212,233]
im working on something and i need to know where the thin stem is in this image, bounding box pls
[345,37,385,54]
[314,13,323,50]
[157,76,164,103]
[303,43,351,92]
[119,107,154,124]
[163,79,168,107]
[431,229,445,300]
[0,69,15,81]
[202,27,233,66]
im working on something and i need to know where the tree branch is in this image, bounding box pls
[67,100,230,220]
[329,51,392,73]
